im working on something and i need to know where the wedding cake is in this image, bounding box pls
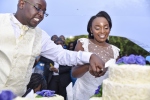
[0,90,64,100]
[90,64,150,100]
[14,94,64,100]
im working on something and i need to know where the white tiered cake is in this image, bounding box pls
[91,64,150,100]
[14,94,64,100]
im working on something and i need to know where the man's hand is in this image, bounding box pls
[89,54,105,77]
[49,67,58,73]
[89,67,108,77]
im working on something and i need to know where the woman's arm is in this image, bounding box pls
[72,41,90,78]
[72,65,89,78]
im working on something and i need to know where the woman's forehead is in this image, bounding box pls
[92,17,109,25]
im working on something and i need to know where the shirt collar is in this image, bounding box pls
[10,13,22,25]
[10,13,36,29]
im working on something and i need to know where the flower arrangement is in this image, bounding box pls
[36,90,55,97]
[0,90,16,100]
[91,85,103,98]
[116,54,146,65]
[0,90,56,100]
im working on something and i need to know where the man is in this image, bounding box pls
[51,35,58,41]
[0,0,105,96]
[59,35,67,49]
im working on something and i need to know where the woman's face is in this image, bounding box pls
[90,17,110,43]
[34,84,41,92]
[69,43,74,50]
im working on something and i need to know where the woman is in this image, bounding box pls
[68,42,74,50]
[27,73,47,92]
[72,11,120,100]
[22,73,47,97]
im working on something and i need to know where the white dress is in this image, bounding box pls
[73,38,120,100]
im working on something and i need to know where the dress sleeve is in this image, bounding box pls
[111,45,120,59]
[78,38,89,52]
[40,31,92,66]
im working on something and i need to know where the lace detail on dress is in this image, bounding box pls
[88,40,114,63]
[111,45,120,59]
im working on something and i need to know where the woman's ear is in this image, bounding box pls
[90,27,93,33]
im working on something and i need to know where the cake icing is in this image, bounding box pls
[14,94,64,100]
[103,64,150,100]
[89,97,102,100]
[103,79,150,100]
[109,64,150,84]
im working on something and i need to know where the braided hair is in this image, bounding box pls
[27,73,47,91]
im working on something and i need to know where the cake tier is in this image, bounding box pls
[89,97,102,100]
[14,94,64,100]
[109,64,150,84]
[102,79,150,100]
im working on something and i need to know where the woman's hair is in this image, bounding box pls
[87,11,112,39]
[27,73,47,91]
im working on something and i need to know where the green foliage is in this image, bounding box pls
[109,36,150,57]
[65,35,88,45]
[65,35,150,57]
[36,95,43,98]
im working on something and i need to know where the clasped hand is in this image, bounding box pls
[89,54,106,77]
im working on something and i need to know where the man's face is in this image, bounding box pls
[59,35,65,42]
[55,40,63,47]
[51,35,58,41]
[20,0,47,27]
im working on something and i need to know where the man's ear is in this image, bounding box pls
[18,0,25,9]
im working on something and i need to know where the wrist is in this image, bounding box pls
[90,54,96,62]
[86,65,90,71]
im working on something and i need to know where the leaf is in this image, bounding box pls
[36,95,43,98]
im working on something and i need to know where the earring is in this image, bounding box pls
[91,34,93,36]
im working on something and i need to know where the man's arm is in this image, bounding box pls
[41,31,92,66]
[41,31,104,76]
